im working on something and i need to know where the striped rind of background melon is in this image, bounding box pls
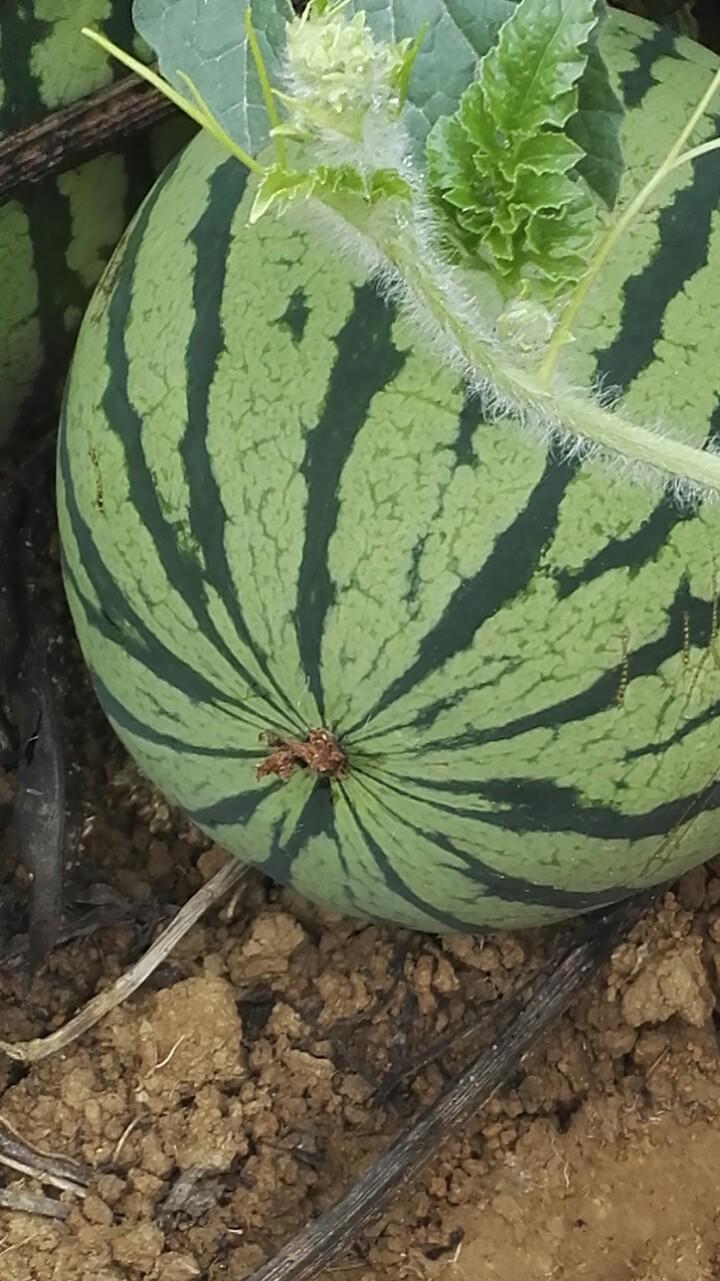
[0,0,191,446]
[59,11,720,932]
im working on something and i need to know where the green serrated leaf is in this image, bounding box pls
[480,0,600,137]
[348,0,622,201]
[311,164,411,205]
[132,0,292,159]
[249,160,411,225]
[312,165,366,197]
[510,132,586,177]
[426,0,605,301]
[249,165,314,222]
[392,22,429,111]
[367,170,413,203]
[524,188,596,277]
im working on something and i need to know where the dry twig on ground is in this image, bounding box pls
[0,860,247,1063]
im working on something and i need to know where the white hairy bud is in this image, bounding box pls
[283,4,410,142]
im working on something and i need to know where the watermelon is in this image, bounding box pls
[0,0,191,445]
[58,11,720,932]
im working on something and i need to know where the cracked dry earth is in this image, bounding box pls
[3,678,720,1281]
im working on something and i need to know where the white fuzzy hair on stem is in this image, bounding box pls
[82,2,720,505]
[293,186,720,507]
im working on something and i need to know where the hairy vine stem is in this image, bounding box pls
[325,198,720,499]
[84,4,720,502]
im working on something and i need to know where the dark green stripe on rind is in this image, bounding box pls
[0,3,75,445]
[596,119,720,393]
[260,782,368,915]
[619,21,679,110]
[625,697,720,760]
[58,479,236,708]
[0,3,50,127]
[92,671,260,760]
[98,2,142,85]
[379,769,720,845]
[450,396,485,470]
[345,450,579,738]
[407,579,715,750]
[20,183,92,411]
[0,1,191,447]
[191,783,281,828]
[339,787,479,931]
[559,91,720,601]
[345,771,631,914]
[98,157,296,725]
[183,158,304,732]
[554,502,695,599]
[293,285,407,721]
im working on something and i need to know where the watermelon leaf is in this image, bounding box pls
[475,0,599,136]
[249,162,411,223]
[249,166,316,222]
[426,0,605,300]
[132,0,293,158]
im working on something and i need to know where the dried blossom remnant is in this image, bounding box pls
[256,728,347,782]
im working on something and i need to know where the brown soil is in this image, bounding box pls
[2,659,720,1281]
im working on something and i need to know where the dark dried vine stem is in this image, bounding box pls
[245,891,655,1281]
[0,1118,90,1196]
[0,75,175,206]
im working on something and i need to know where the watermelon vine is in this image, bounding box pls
[85,0,720,503]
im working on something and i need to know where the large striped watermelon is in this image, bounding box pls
[0,0,190,445]
[58,10,720,932]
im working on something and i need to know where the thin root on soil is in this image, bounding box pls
[0,859,247,1063]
